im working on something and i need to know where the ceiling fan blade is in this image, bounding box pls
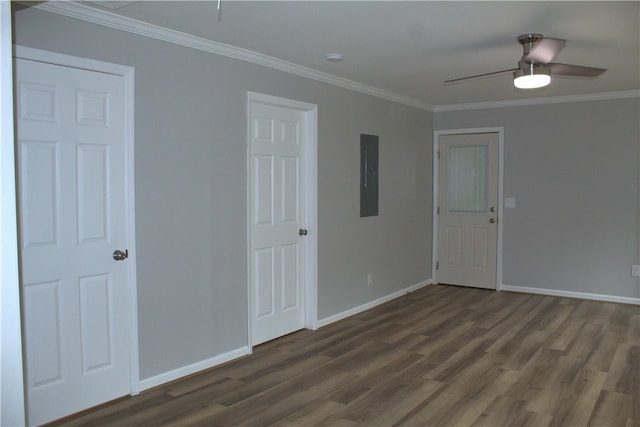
[444,68,518,84]
[524,37,566,64]
[549,63,606,77]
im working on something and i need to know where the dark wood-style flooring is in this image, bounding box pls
[50,284,639,426]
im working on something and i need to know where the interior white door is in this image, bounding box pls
[437,133,499,289]
[16,58,131,425]
[249,101,307,345]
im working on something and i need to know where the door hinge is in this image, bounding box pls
[437,150,440,159]
[436,261,439,270]
[437,206,440,215]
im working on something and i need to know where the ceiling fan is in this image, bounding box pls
[444,33,606,89]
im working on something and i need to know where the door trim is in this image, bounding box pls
[14,46,140,395]
[433,127,504,290]
[246,92,318,348]
[2,4,26,424]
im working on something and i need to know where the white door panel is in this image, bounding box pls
[250,101,306,345]
[437,133,499,289]
[16,58,131,425]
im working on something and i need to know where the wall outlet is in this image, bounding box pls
[632,265,640,277]
[367,273,373,286]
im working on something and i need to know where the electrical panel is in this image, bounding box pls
[360,134,379,217]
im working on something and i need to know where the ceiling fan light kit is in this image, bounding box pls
[513,64,551,89]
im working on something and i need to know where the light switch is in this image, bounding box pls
[505,197,516,208]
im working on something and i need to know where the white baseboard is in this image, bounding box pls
[501,284,640,305]
[139,346,251,391]
[137,280,434,391]
[317,279,434,328]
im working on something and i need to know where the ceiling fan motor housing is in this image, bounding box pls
[518,33,545,63]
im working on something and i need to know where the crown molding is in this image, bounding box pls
[434,90,640,112]
[32,1,435,112]
[28,2,638,114]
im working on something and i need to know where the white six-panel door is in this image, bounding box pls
[249,98,310,346]
[437,133,499,289]
[16,57,132,425]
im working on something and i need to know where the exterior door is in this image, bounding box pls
[249,97,309,345]
[437,133,499,289]
[16,58,132,425]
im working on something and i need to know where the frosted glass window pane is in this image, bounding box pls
[448,145,488,213]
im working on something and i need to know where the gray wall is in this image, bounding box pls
[15,3,637,388]
[436,98,640,300]
[13,7,433,380]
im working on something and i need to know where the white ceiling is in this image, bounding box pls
[81,1,639,108]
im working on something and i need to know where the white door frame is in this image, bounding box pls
[433,127,504,290]
[14,46,140,395]
[246,92,318,348]
[2,4,26,424]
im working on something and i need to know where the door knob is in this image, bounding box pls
[113,249,128,261]
[489,218,496,224]
[299,228,308,236]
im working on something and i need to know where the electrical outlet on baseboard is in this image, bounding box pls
[632,265,640,277]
